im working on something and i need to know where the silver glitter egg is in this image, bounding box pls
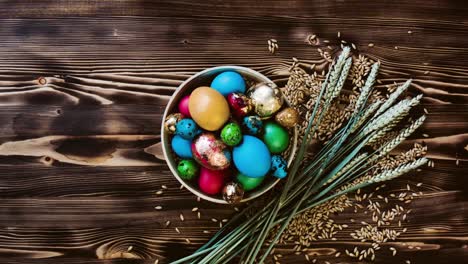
[222,182,244,204]
[247,82,284,119]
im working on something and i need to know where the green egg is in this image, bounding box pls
[177,159,199,180]
[236,172,264,191]
[221,122,243,146]
[262,121,289,154]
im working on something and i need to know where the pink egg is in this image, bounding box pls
[178,95,191,117]
[199,167,225,195]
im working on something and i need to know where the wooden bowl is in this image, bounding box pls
[161,66,298,204]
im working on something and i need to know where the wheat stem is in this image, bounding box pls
[325,153,369,185]
[375,79,412,117]
[350,100,382,133]
[377,115,426,158]
[371,158,428,182]
[362,94,422,138]
[328,57,352,101]
[354,62,379,113]
[324,47,351,101]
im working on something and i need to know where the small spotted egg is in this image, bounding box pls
[176,118,199,140]
[271,155,287,179]
[221,122,243,146]
[177,159,199,180]
[241,116,263,135]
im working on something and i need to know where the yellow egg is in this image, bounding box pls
[189,86,230,131]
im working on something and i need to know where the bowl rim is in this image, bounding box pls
[161,65,298,204]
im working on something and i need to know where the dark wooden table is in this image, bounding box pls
[0,1,466,263]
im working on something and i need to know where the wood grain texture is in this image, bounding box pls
[0,0,467,21]
[0,1,466,263]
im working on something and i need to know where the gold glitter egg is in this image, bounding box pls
[222,182,244,204]
[247,82,284,119]
[164,113,184,134]
[275,107,300,128]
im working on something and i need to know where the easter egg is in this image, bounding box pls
[189,86,230,131]
[236,172,265,191]
[247,82,284,118]
[221,122,242,146]
[233,135,271,178]
[176,118,199,140]
[275,107,300,128]
[210,71,246,96]
[263,121,289,154]
[199,167,225,195]
[271,155,287,178]
[192,132,231,170]
[242,116,263,135]
[177,159,199,180]
[227,93,252,118]
[171,135,193,159]
[222,182,244,204]
[178,95,191,117]
[164,113,184,134]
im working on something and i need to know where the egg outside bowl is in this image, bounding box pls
[161,66,298,204]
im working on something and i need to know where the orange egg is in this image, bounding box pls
[189,86,230,131]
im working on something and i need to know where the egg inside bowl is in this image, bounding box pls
[161,66,298,204]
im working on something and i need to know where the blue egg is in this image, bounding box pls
[242,116,263,135]
[210,71,246,96]
[176,118,199,140]
[171,135,193,158]
[271,155,287,178]
[233,135,271,178]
